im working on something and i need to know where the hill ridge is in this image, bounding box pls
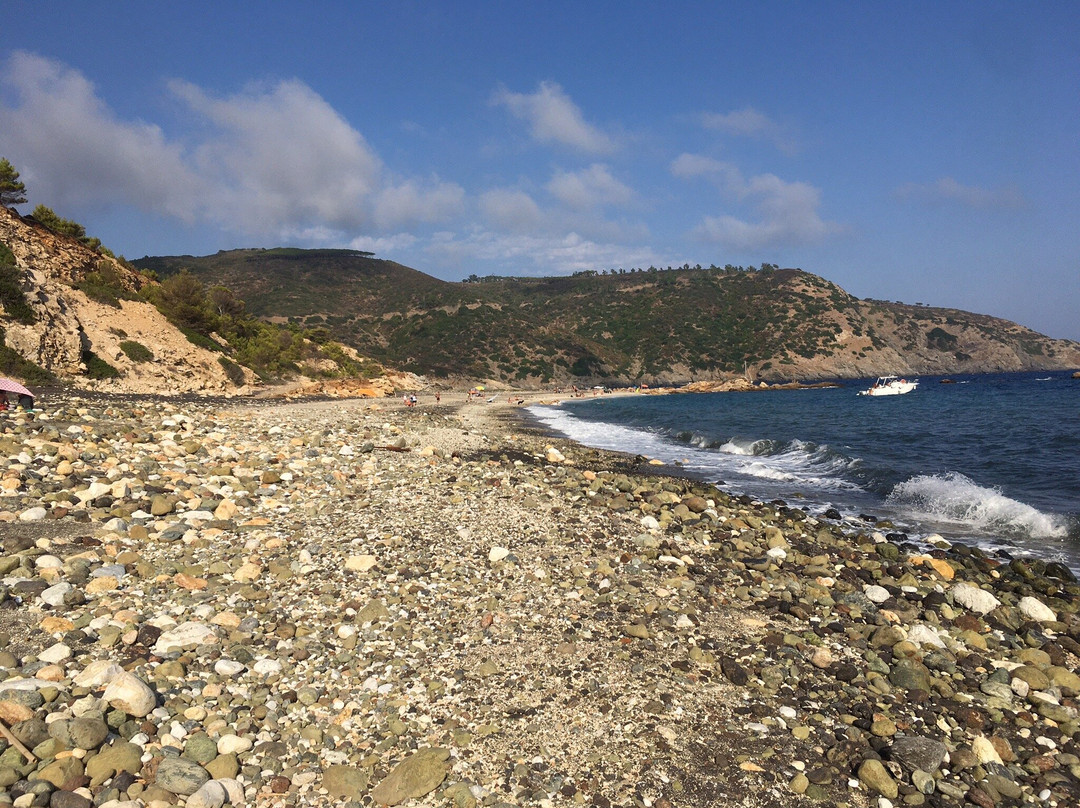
[134,249,1080,386]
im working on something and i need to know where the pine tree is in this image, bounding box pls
[0,158,28,206]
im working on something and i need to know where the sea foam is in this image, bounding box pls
[886,472,1067,539]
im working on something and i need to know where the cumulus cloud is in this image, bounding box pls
[669,153,743,188]
[373,178,465,230]
[492,81,616,153]
[168,78,383,232]
[479,188,545,233]
[701,106,795,154]
[0,51,202,218]
[672,152,841,249]
[426,229,659,276]
[0,51,468,243]
[546,164,633,210]
[894,177,1024,208]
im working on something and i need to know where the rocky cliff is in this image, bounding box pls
[0,206,246,394]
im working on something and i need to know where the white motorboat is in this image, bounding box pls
[858,375,918,396]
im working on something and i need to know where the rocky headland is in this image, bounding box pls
[0,391,1078,808]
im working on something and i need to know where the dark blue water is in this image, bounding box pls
[529,371,1080,566]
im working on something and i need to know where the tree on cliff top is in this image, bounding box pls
[0,159,28,206]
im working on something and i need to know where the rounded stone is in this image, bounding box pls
[102,672,156,717]
[155,756,211,795]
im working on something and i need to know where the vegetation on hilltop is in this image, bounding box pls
[136,248,1080,385]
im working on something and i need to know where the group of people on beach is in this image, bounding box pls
[0,393,34,411]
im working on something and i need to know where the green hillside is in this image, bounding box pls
[133,251,1080,385]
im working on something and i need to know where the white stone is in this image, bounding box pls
[906,624,947,649]
[74,660,124,688]
[972,735,1003,765]
[217,779,245,804]
[214,660,246,677]
[0,678,53,693]
[253,658,282,676]
[217,734,253,755]
[545,446,565,463]
[864,585,891,604]
[488,546,510,563]
[18,506,48,522]
[153,621,217,654]
[185,780,226,808]
[1018,596,1056,623]
[640,515,660,531]
[102,672,157,717]
[75,481,111,503]
[40,582,73,607]
[34,554,63,569]
[38,643,72,664]
[950,582,1000,615]
[345,554,377,572]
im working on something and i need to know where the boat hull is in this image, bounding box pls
[859,379,918,396]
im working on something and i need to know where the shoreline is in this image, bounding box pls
[0,391,1078,807]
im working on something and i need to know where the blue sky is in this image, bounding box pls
[2,2,1078,339]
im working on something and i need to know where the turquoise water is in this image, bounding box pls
[528,371,1080,566]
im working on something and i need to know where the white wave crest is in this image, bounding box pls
[743,463,797,481]
[719,438,770,456]
[886,472,1067,539]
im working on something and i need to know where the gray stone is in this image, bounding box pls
[85,741,143,785]
[370,747,451,806]
[49,715,109,750]
[182,733,219,764]
[889,735,948,773]
[857,758,898,799]
[323,764,370,799]
[156,756,211,795]
[888,657,932,691]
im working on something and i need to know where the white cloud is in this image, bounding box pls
[0,51,202,218]
[546,164,633,210]
[479,188,544,233]
[492,81,616,153]
[673,152,840,249]
[701,106,795,154]
[670,153,743,189]
[169,78,383,232]
[0,51,468,245]
[425,229,659,275]
[347,233,419,254]
[373,178,465,230]
[895,177,1024,208]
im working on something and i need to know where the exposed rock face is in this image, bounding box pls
[0,206,247,393]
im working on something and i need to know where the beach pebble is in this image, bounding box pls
[864,585,891,603]
[950,582,1000,614]
[1018,596,1056,622]
[102,672,156,717]
[153,621,217,654]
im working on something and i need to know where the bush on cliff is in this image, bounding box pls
[0,242,35,324]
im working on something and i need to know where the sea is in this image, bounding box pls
[527,371,1080,570]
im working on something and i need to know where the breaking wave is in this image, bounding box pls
[886,472,1068,540]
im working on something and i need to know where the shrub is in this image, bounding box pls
[0,328,54,384]
[81,350,120,380]
[76,262,135,308]
[218,356,246,386]
[0,242,35,324]
[179,326,222,353]
[119,340,153,362]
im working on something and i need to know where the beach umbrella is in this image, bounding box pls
[0,378,32,397]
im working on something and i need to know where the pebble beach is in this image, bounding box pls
[0,391,1078,808]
